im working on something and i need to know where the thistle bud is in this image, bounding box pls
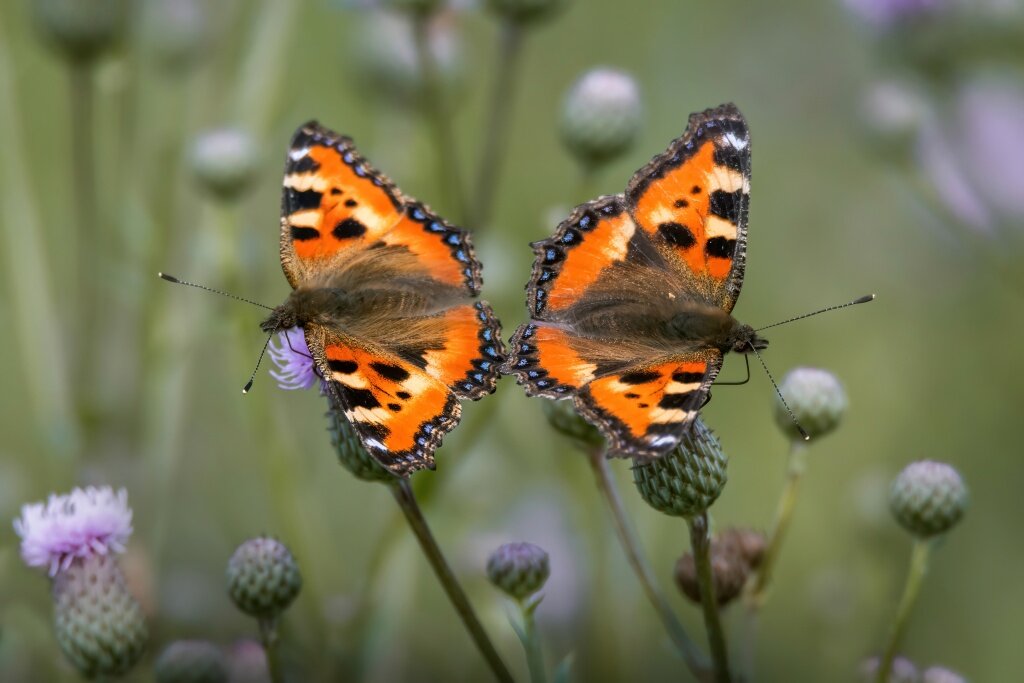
[155,640,229,683]
[560,68,642,168]
[774,367,847,441]
[327,408,394,483]
[226,538,302,620]
[889,460,968,538]
[922,666,967,683]
[190,128,260,201]
[860,655,920,683]
[674,528,765,607]
[633,419,727,518]
[486,542,550,601]
[485,0,568,25]
[53,554,148,678]
[542,399,604,450]
[33,0,127,63]
[147,0,212,74]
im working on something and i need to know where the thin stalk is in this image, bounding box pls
[388,479,514,683]
[574,164,600,205]
[688,513,731,683]
[69,61,99,436]
[258,617,284,683]
[470,20,524,229]
[517,598,547,683]
[411,11,466,223]
[585,447,710,678]
[875,539,933,683]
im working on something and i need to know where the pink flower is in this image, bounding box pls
[268,327,319,391]
[13,486,133,577]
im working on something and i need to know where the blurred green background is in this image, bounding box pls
[1,0,1023,680]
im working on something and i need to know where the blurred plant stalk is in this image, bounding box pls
[875,538,932,683]
[687,513,730,683]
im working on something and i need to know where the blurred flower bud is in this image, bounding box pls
[226,538,302,620]
[327,407,394,483]
[843,0,946,31]
[774,367,847,441]
[33,0,127,63]
[486,542,550,601]
[350,11,462,107]
[155,640,229,683]
[53,554,148,678]
[633,418,727,518]
[190,128,260,201]
[674,528,764,607]
[225,639,270,683]
[146,0,212,74]
[889,460,968,538]
[922,666,967,683]
[486,0,568,25]
[861,79,928,162]
[542,399,604,450]
[560,68,642,168]
[861,655,920,683]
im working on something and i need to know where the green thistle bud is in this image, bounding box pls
[922,666,967,683]
[632,419,727,517]
[33,0,127,63]
[147,0,211,74]
[327,408,394,483]
[889,461,968,538]
[560,68,642,168]
[861,656,919,683]
[155,640,229,683]
[189,128,260,201]
[226,538,302,620]
[486,542,550,601]
[52,554,148,678]
[542,399,604,450]
[485,0,568,25]
[774,367,847,441]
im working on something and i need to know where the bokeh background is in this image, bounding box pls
[1,0,1023,680]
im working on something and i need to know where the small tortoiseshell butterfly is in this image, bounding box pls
[260,122,505,477]
[503,104,763,460]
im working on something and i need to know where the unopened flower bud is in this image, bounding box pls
[155,640,229,683]
[542,399,604,450]
[53,554,148,678]
[226,538,302,619]
[486,542,550,601]
[774,367,847,441]
[922,666,967,683]
[889,460,968,538]
[190,128,260,201]
[33,0,127,63]
[860,655,920,683]
[674,528,765,607]
[633,419,727,517]
[327,408,394,483]
[560,68,642,167]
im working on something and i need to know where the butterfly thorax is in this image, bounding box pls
[665,306,768,354]
[260,287,361,333]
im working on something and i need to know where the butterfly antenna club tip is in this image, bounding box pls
[854,293,876,304]
[158,272,180,283]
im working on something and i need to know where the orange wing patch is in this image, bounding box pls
[505,322,599,398]
[323,343,458,476]
[416,303,502,399]
[382,203,482,295]
[575,358,716,458]
[626,105,750,303]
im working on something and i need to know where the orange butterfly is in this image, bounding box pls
[261,122,504,476]
[503,104,764,459]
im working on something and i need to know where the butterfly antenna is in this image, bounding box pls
[748,342,810,442]
[158,272,274,311]
[242,330,276,394]
[755,293,875,332]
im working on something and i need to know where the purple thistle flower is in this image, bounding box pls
[268,327,319,391]
[13,486,133,577]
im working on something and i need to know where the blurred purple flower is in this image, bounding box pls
[917,116,996,235]
[843,0,946,28]
[268,327,318,391]
[13,486,133,576]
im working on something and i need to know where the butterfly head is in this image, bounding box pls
[259,288,348,334]
[729,323,769,354]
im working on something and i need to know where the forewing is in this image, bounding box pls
[625,103,750,313]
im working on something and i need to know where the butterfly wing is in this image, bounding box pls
[625,103,750,313]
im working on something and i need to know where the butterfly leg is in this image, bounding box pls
[712,353,750,386]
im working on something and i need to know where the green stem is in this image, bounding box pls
[517,598,547,683]
[411,10,467,223]
[688,513,731,683]
[470,20,524,229]
[389,479,514,683]
[875,539,933,683]
[259,617,284,683]
[574,164,601,205]
[585,447,710,678]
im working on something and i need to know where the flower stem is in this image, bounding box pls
[875,539,933,683]
[411,10,467,224]
[584,447,710,678]
[388,479,514,683]
[470,20,524,229]
[688,513,732,683]
[517,597,547,683]
[258,617,284,683]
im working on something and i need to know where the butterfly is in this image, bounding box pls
[503,103,765,460]
[260,121,504,476]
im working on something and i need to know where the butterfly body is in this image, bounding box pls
[504,104,755,460]
[270,121,504,477]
